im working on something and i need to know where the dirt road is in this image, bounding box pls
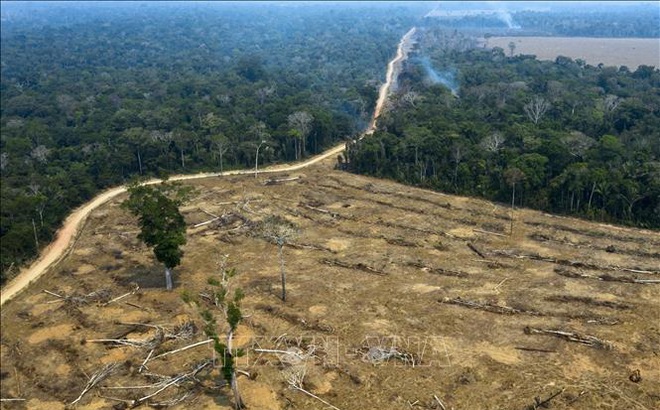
[0,27,417,306]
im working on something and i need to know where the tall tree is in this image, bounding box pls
[259,215,298,302]
[122,182,189,290]
[504,167,526,235]
[287,111,313,160]
[523,96,550,125]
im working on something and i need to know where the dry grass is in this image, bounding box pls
[486,37,660,68]
[1,158,659,409]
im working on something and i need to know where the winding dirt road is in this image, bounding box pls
[0,27,416,306]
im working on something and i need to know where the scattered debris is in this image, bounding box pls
[440,297,542,316]
[544,295,632,310]
[359,345,417,366]
[555,267,660,284]
[265,176,301,185]
[525,388,565,410]
[321,258,387,276]
[467,242,487,259]
[629,369,642,383]
[492,249,660,275]
[514,346,556,353]
[524,326,613,350]
[70,362,120,406]
[44,288,113,306]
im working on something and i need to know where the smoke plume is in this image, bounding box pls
[417,57,459,97]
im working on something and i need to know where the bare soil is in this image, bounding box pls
[1,156,658,410]
[486,37,660,68]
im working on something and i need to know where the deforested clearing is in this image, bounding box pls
[486,36,660,68]
[1,158,658,410]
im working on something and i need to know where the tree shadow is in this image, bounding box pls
[115,263,180,289]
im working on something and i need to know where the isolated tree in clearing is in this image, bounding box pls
[198,262,246,409]
[122,182,189,290]
[260,215,298,302]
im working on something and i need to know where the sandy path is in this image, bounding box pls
[0,27,417,306]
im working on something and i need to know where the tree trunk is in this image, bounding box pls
[279,243,286,302]
[588,182,596,212]
[32,218,39,250]
[180,148,185,169]
[220,152,224,173]
[137,148,143,175]
[165,267,173,291]
[226,329,245,409]
[510,183,516,235]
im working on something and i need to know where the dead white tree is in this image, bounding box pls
[70,362,119,406]
[401,91,420,108]
[602,94,623,113]
[0,152,8,171]
[480,132,506,153]
[211,134,230,172]
[256,85,276,105]
[523,96,550,125]
[287,111,313,160]
[561,131,596,160]
[260,215,298,302]
[30,145,50,164]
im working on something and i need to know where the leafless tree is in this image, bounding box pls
[0,152,8,172]
[561,131,596,160]
[287,111,313,160]
[504,167,526,235]
[256,85,276,105]
[260,216,298,302]
[401,91,420,108]
[523,96,550,125]
[601,94,623,113]
[217,94,231,105]
[30,145,50,164]
[211,134,230,172]
[452,145,463,188]
[481,132,506,153]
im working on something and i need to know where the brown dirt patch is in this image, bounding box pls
[487,36,660,68]
[1,161,659,409]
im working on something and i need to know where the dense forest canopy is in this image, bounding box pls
[0,1,430,283]
[1,1,659,284]
[345,26,660,229]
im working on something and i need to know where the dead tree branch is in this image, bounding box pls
[524,327,613,350]
[70,362,119,406]
[321,259,387,276]
[441,297,542,316]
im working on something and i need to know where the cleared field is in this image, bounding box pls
[1,157,659,409]
[487,36,660,68]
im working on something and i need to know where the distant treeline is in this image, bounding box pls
[423,5,660,38]
[344,29,660,229]
[0,3,428,283]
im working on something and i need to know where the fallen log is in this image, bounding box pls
[299,203,340,218]
[440,297,542,316]
[526,388,565,410]
[524,326,613,350]
[493,249,659,275]
[321,259,387,276]
[555,267,660,284]
[467,243,487,259]
[514,346,556,353]
[474,229,507,237]
[265,176,301,185]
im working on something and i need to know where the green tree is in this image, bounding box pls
[122,182,188,290]
[198,264,246,409]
